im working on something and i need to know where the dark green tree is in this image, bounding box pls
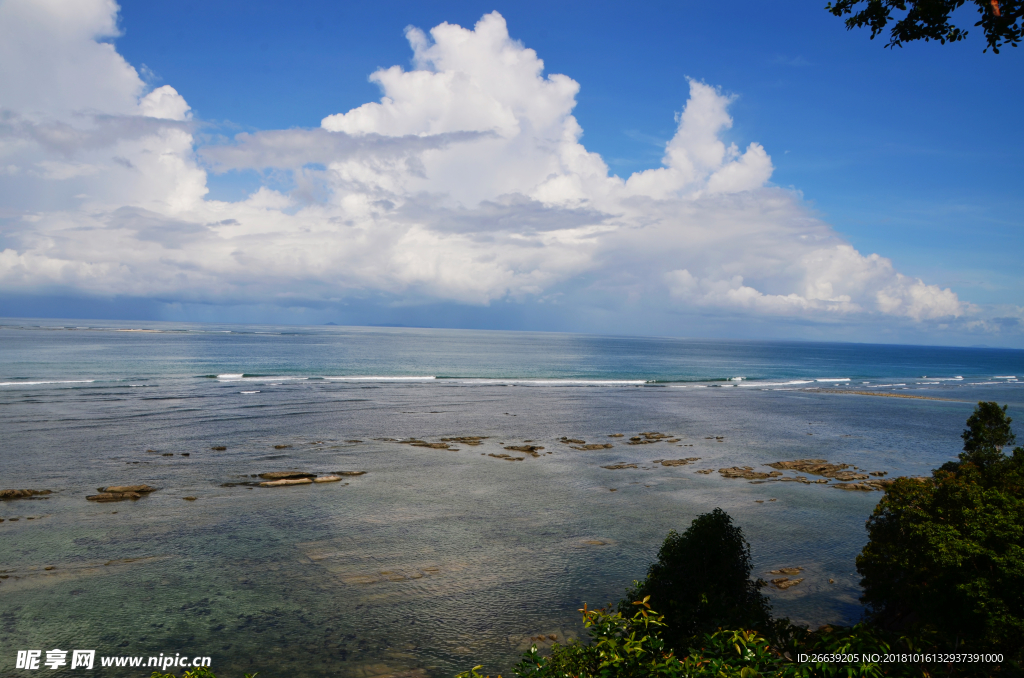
[622,508,772,651]
[962,401,1016,466]
[826,0,1023,52]
[857,402,1024,664]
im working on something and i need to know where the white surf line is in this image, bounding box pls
[441,378,646,385]
[323,376,436,381]
[0,379,96,386]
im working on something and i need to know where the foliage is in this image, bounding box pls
[825,0,1023,52]
[621,508,772,651]
[857,401,1024,665]
[458,602,932,678]
[150,669,256,678]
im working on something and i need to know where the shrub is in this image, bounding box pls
[621,507,772,650]
[857,402,1024,666]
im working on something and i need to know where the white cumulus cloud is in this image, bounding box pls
[0,1,996,336]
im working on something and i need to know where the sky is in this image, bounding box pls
[0,0,1021,346]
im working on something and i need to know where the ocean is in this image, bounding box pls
[2,319,1023,678]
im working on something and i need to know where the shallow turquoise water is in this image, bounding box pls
[2,320,1023,677]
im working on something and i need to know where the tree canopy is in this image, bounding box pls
[857,401,1024,663]
[622,507,773,650]
[826,0,1023,52]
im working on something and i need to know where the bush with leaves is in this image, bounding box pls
[458,600,933,678]
[857,401,1024,666]
[620,507,772,651]
[151,668,256,678]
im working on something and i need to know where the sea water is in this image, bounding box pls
[1,319,1022,678]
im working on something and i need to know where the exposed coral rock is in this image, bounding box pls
[560,437,586,444]
[694,469,715,474]
[0,489,52,500]
[440,436,488,446]
[183,496,197,501]
[86,492,141,502]
[770,567,803,575]
[833,482,880,491]
[258,472,315,480]
[273,445,292,449]
[571,443,614,450]
[658,458,701,467]
[99,485,157,494]
[601,463,638,470]
[766,459,867,481]
[608,434,624,438]
[334,471,367,476]
[771,577,804,590]
[718,467,783,480]
[259,478,313,487]
[313,475,343,483]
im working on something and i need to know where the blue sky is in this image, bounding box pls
[0,0,1021,345]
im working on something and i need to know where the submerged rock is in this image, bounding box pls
[833,482,879,491]
[658,458,701,467]
[504,445,544,457]
[771,577,804,590]
[183,496,197,501]
[99,485,157,494]
[571,443,615,450]
[0,489,52,500]
[86,492,141,502]
[210,446,227,451]
[608,434,624,438]
[560,437,586,444]
[488,453,524,461]
[626,432,676,445]
[441,436,488,446]
[273,444,292,449]
[334,471,367,476]
[770,567,804,575]
[601,463,638,470]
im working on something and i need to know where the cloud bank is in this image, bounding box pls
[1,0,1002,338]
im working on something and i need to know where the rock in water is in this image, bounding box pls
[86,492,142,502]
[0,489,52,500]
[258,472,316,480]
[99,485,158,494]
[769,567,804,575]
[313,475,342,483]
[259,478,314,487]
[718,467,783,480]
[771,577,804,590]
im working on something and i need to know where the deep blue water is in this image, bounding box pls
[1,319,1022,678]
